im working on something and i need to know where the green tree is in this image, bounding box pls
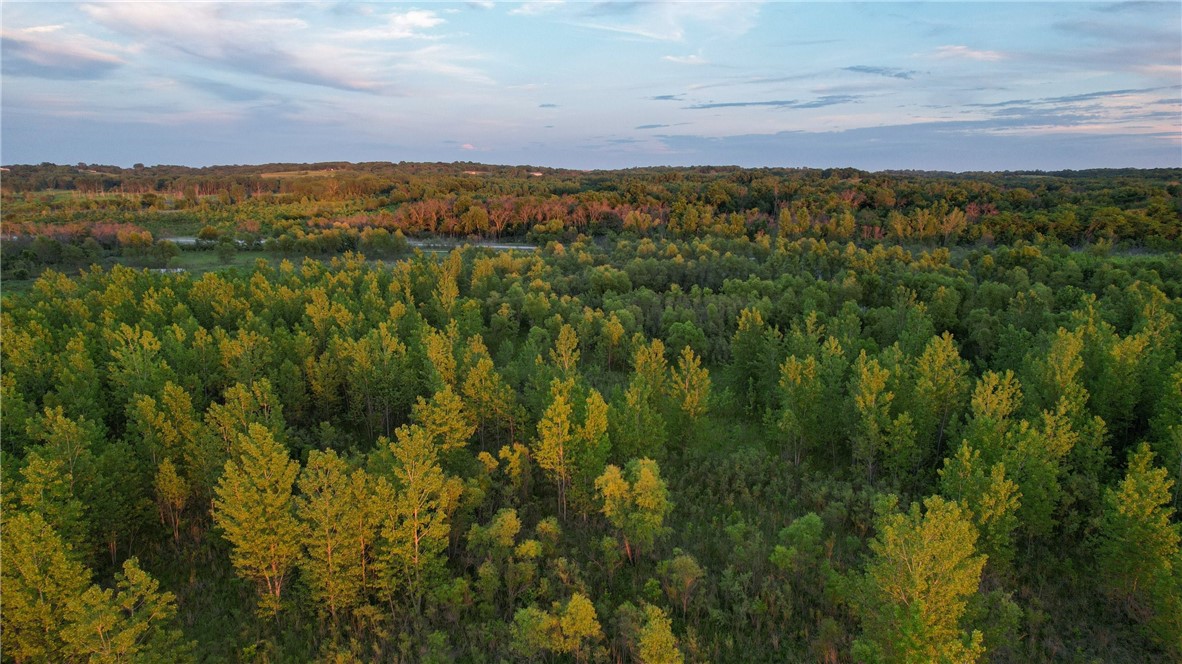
[550,322,581,378]
[939,443,1021,575]
[1097,443,1181,651]
[570,388,611,519]
[154,458,188,547]
[61,557,190,662]
[296,449,368,622]
[211,423,302,616]
[0,511,91,662]
[412,385,477,453]
[658,550,704,616]
[534,378,576,517]
[670,345,711,422]
[853,495,987,664]
[730,307,782,413]
[378,424,462,615]
[637,604,683,664]
[462,335,521,446]
[911,332,970,459]
[851,350,893,484]
[596,458,672,562]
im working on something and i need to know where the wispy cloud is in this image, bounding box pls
[180,76,269,102]
[686,95,859,110]
[511,1,565,16]
[1,27,125,80]
[339,9,445,40]
[796,95,861,109]
[81,3,382,92]
[663,54,707,65]
[650,94,684,101]
[933,45,1005,62]
[687,99,797,109]
[570,2,762,42]
[539,103,558,108]
[844,65,916,80]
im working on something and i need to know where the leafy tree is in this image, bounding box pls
[1097,443,1181,651]
[104,323,176,409]
[412,385,477,453]
[557,593,605,663]
[17,451,91,554]
[853,495,987,664]
[154,458,189,547]
[44,333,104,425]
[534,378,576,518]
[850,350,893,484]
[596,458,672,562]
[212,423,302,616]
[296,449,369,623]
[637,604,683,664]
[911,332,970,460]
[549,322,581,378]
[61,557,191,662]
[730,307,782,414]
[0,511,91,662]
[461,335,521,446]
[378,424,462,615]
[939,443,1021,575]
[670,345,711,422]
[570,387,611,519]
[658,550,704,616]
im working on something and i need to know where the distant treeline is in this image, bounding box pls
[2,162,1179,249]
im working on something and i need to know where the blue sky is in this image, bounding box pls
[2,1,1179,171]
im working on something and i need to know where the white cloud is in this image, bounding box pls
[574,2,763,42]
[79,3,382,92]
[2,24,127,79]
[340,9,445,40]
[663,54,707,65]
[933,45,1006,62]
[511,1,564,16]
[22,25,65,34]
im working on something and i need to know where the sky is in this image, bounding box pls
[2,1,1180,171]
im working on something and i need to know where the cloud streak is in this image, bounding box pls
[1,28,124,80]
[933,45,1005,61]
[685,95,859,110]
[844,65,916,80]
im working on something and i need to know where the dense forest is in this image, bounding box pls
[1,162,1180,663]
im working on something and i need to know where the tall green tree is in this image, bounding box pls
[534,378,576,517]
[570,388,611,519]
[0,511,92,662]
[60,557,191,662]
[1097,443,1181,652]
[211,423,302,616]
[637,604,683,664]
[853,495,987,664]
[911,332,970,460]
[939,443,1022,575]
[378,424,462,616]
[296,449,369,623]
[670,345,711,422]
[596,458,672,562]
